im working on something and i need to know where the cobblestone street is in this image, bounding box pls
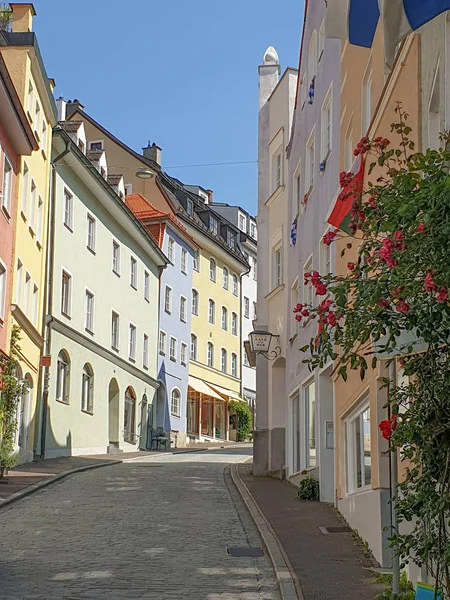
[0,447,280,600]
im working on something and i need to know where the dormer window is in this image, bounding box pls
[238,213,246,232]
[210,215,218,235]
[187,199,193,216]
[90,141,103,150]
[78,139,85,153]
[250,222,257,239]
[227,229,236,248]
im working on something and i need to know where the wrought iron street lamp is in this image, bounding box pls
[248,329,281,361]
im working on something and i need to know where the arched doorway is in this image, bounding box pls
[108,378,120,447]
[124,386,136,444]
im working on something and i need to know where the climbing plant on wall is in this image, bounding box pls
[229,400,252,442]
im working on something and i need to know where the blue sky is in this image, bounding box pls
[33,0,304,216]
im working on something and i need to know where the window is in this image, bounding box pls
[221,348,227,373]
[231,353,238,377]
[239,213,246,231]
[36,196,43,243]
[0,262,6,322]
[193,251,200,271]
[170,337,177,361]
[243,351,249,367]
[207,342,214,368]
[346,402,371,492]
[300,71,307,106]
[251,222,257,239]
[321,233,332,275]
[2,155,12,215]
[232,274,238,296]
[220,266,229,290]
[168,237,175,263]
[292,391,301,473]
[210,215,218,235]
[305,381,316,468]
[180,296,187,322]
[63,188,73,230]
[253,258,257,281]
[319,20,325,59]
[345,120,354,172]
[61,270,72,317]
[304,257,313,306]
[186,199,193,216]
[85,290,94,333]
[181,248,187,274]
[21,162,29,215]
[244,297,250,318]
[90,141,103,150]
[24,272,31,316]
[16,259,23,304]
[124,387,136,444]
[111,311,120,350]
[221,306,228,330]
[27,80,33,119]
[32,284,38,325]
[208,299,215,324]
[112,241,120,275]
[181,342,187,366]
[171,388,181,417]
[85,213,96,252]
[130,256,137,289]
[129,323,137,361]
[34,101,41,134]
[159,330,167,355]
[253,302,257,321]
[362,61,373,135]
[306,129,315,193]
[190,334,198,360]
[144,271,150,301]
[232,312,238,336]
[164,285,172,314]
[143,334,149,369]
[308,30,318,81]
[56,350,70,403]
[321,88,332,159]
[273,247,282,288]
[41,120,47,153]
[272,150,282,192]
[81,364,94,413]
[209,258,216,282]
[29,180,36,231]
[192,289,199,315]
[293,164,301,216]
[428,64,441,151]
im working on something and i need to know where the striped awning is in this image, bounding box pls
[208,383,245,402]
[188,376,223,400]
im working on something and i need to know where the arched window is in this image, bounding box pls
[81,363,94,413]
[232,312,238,336]
[56,350,70,404]
[124,386,136,444]
[221,348,228,373]
[192,289,199,315]
[207,342,214,368]
[171,388,181,417]
[222,267,229,290]
[232,274,238,296]
[208,299,215,324]
[209,258,216,282]
[221,306,228,331]
[308,30,318,82]
[190,334,198,360]
[231,353,238,377]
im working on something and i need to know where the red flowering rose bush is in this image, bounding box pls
[295,106,450,596]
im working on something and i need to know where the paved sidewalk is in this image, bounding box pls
[239,463,384,600]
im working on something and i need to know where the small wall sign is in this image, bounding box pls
[325,421,334,449]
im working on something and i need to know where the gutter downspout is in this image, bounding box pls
[38,138,70,459]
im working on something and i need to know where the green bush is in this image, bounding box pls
[297,473,319,501]
[229,400,252,441]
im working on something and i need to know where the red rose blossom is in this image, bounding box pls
[347,262,355,271]
[424,272,437,293]
[379,415,397,441]
[378,299,390,309]
[315,283,327,296]
[417,223,426,234]
[437,287,448,303]
[301,309,310,318]
[394,231,403,240]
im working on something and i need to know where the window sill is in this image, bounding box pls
[345,485,372,498]
[265,283,285,301]
[87,246,96,255]
[1,205,11,221]
[36,239,42,250]
[0,317,4,328]
[181,270,187,275]
[181,362,186,367]
[209,278,216,283]
[144,298,150,303]
[64,223,73,233]
[41,148,47,161]
[85,328,94,336]
[61,311,71,320]
[165,310,172,316]
[81,409,94,416]
[113,270,120,277]
[56,398,69,406]
[21,210,27,222]
[159,351,166,356]
[130,284,137,291]
[112,345,119,353]
[129,357,136,363]
[265,184,285,207]
[171,412,181,418]
[29,225,35,237]
[143,365,149,371]
[170,357,176,363]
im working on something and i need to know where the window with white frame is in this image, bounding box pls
[81,363,94,413]
[231,353,238,377]
[21,162,29,215]
[181,342,187,366]
[321,87,332,160]
[159,330,166,355]
[272,149,282,192]
[362,60,373,135]
[345,119,354,172]
[27,80,33,119]
[87,214,96,252]
[168,237,175,263]
[36,196,43,243]
[304,256,313,306]
[243,351,249,367]
[193,251,200,271]
[181,248,187,274]
[63,188,73,230]
[244,297,250,318]
[32,284,38,325]
[293,163,301,217]
[306,129,315,193]
[2,155,12,215]
[144,271,150,301]
[291,279,299,338]
[190,334,197,360]
[171,388,181,416]
[34,100,41,135]
[221,306,228,330]
[129,323,137,361]
[15,259,22,305]
[112,241,120,275]
[238,213,246,231]
[305,381,316,468]
[321,232,332,275]
[207,342,214,367]
[253,302,257,321]
[85,290,94,333]
[56,350,70,403]
[308,30,318,82]
[143,333,149,369]
[0,262,6,322]
[210,215,218,235]
[345,400,372,492]
[111,311,120,350]
[61,270,72,317]
[29,180,36,231]
[170,337,177,362]
[24,272,31,316]
[41,120,47,154]
[273,245,282,288]
[90,141,103,150]
[319,20,325,60]
[292,391,301,473]
[130,256,137,289]
[221,348,227,373]
[209,258,216,282]
[222,266,229,290]
[253,258,257,281]
[164,286,172,314]
[208,299,215,324]
[232,274,238,296]
[180,296,187,322]
[232,312,238,336]
[192,289,199,315]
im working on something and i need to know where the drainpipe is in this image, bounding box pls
[389,360,400,596]
[38,138,71,458]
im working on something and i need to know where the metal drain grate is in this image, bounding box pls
[319,526,352,535]
[227,547,265,557]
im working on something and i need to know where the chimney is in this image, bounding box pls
[143,141,161,166]
[258,46,280,109]
[9,3,36,33]
[56,96,66,122]
[206,189,213,204]
[66,99,85,119]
